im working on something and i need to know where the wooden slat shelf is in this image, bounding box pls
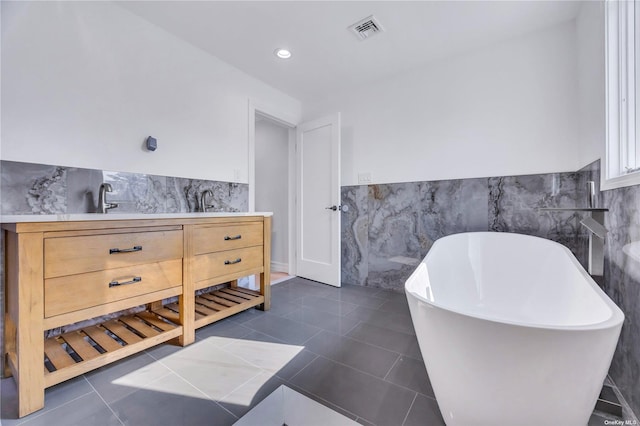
[154,286,264,330]
[43,310,181,388]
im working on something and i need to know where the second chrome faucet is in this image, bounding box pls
[200,189,214,212]
[97,183,118,213]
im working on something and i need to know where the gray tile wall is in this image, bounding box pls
[341,159,640,416]
[342,170,585,290]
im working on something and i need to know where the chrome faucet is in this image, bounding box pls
[199,189,214,212]
[97,183,118,213]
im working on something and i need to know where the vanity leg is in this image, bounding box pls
[259,217,271,311]
[7,232,45,417]
[179,225,195,346]
[229,279,238,289]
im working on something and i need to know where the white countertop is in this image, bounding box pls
[0,212,273,223]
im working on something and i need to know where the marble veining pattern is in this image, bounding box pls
[488,172,584,265]
[365,179,489,290]
[0,160,249,215]
[343,171,585,290]
[1,162,67,214]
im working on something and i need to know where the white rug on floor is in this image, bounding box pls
[233,385,359,426]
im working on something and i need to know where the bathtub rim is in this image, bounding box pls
[405,231,625,332]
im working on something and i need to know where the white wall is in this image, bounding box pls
[255,118,289,267]
[0,1,301,183]
[577,2,606,168]
[304,21,580,186]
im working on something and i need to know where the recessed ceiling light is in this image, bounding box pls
[274,48,292,59]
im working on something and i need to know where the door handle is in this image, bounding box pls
[325,205,338,211]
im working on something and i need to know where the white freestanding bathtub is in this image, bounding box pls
[405,232,624,426]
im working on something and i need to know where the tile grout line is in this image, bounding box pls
[282,379,368,424]
[5,383,96,426]
[343,330,419,360]
[401,392,419,426]
[382,355,402,381]
[286,352,320,383]
[143,352,242,420]
[82,375,126,426]
[341,319,364,336]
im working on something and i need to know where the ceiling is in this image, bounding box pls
[117,1,582,103]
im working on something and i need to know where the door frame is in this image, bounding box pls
[248,99,298,276]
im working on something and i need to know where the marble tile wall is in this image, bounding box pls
[0,160,248,215]
[342,170,585,290]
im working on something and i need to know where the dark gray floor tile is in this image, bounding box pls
[346,306,416,335]
[85,352,172,404]
[284,382,359,421]
[276,349,318,380]
[110,374,236,426]
[17,392,121,426]
[377,298,411,316]
[195,319,252,340]
[346,322,422,360]
[385,356,434,397]
[1,376,95,425]
[305,331,399,378]
[243,314,322,345]
[290,356,415,426]
[300,295,360,316]
[218,372,286,418]
[269,287,305,305]
[144,340,185,359]
[236,329,287,344]
[589,414,608,426]
[403,394,445,426]
[225,306,269,324]
[323,291,387,309]
[271,279,334,299]
[373,289,407,301]
[265,299,302,317]
[355,417,376,426]
[283,306,361,335]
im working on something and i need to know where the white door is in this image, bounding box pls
[296,113,341,286]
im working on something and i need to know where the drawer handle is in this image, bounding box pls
[109,245,143,254]
[224,258,242,265]
[109,276,142,288]
[224,235,242,241]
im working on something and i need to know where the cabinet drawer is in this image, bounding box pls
[45,259,183,317]
[193,246,263,283]
[45,230,183,278]
[193,222,263,255]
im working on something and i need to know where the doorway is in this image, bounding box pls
[254,114,292,281]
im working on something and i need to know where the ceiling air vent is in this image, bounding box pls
[348,15,384,40]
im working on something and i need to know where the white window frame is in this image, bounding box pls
[604,0,640,190]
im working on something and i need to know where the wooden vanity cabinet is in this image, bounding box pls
[2,215,271,418]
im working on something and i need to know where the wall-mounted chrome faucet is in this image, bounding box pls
[538,183,609,277]
[199,189,214,212]
[97,183,118,214]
